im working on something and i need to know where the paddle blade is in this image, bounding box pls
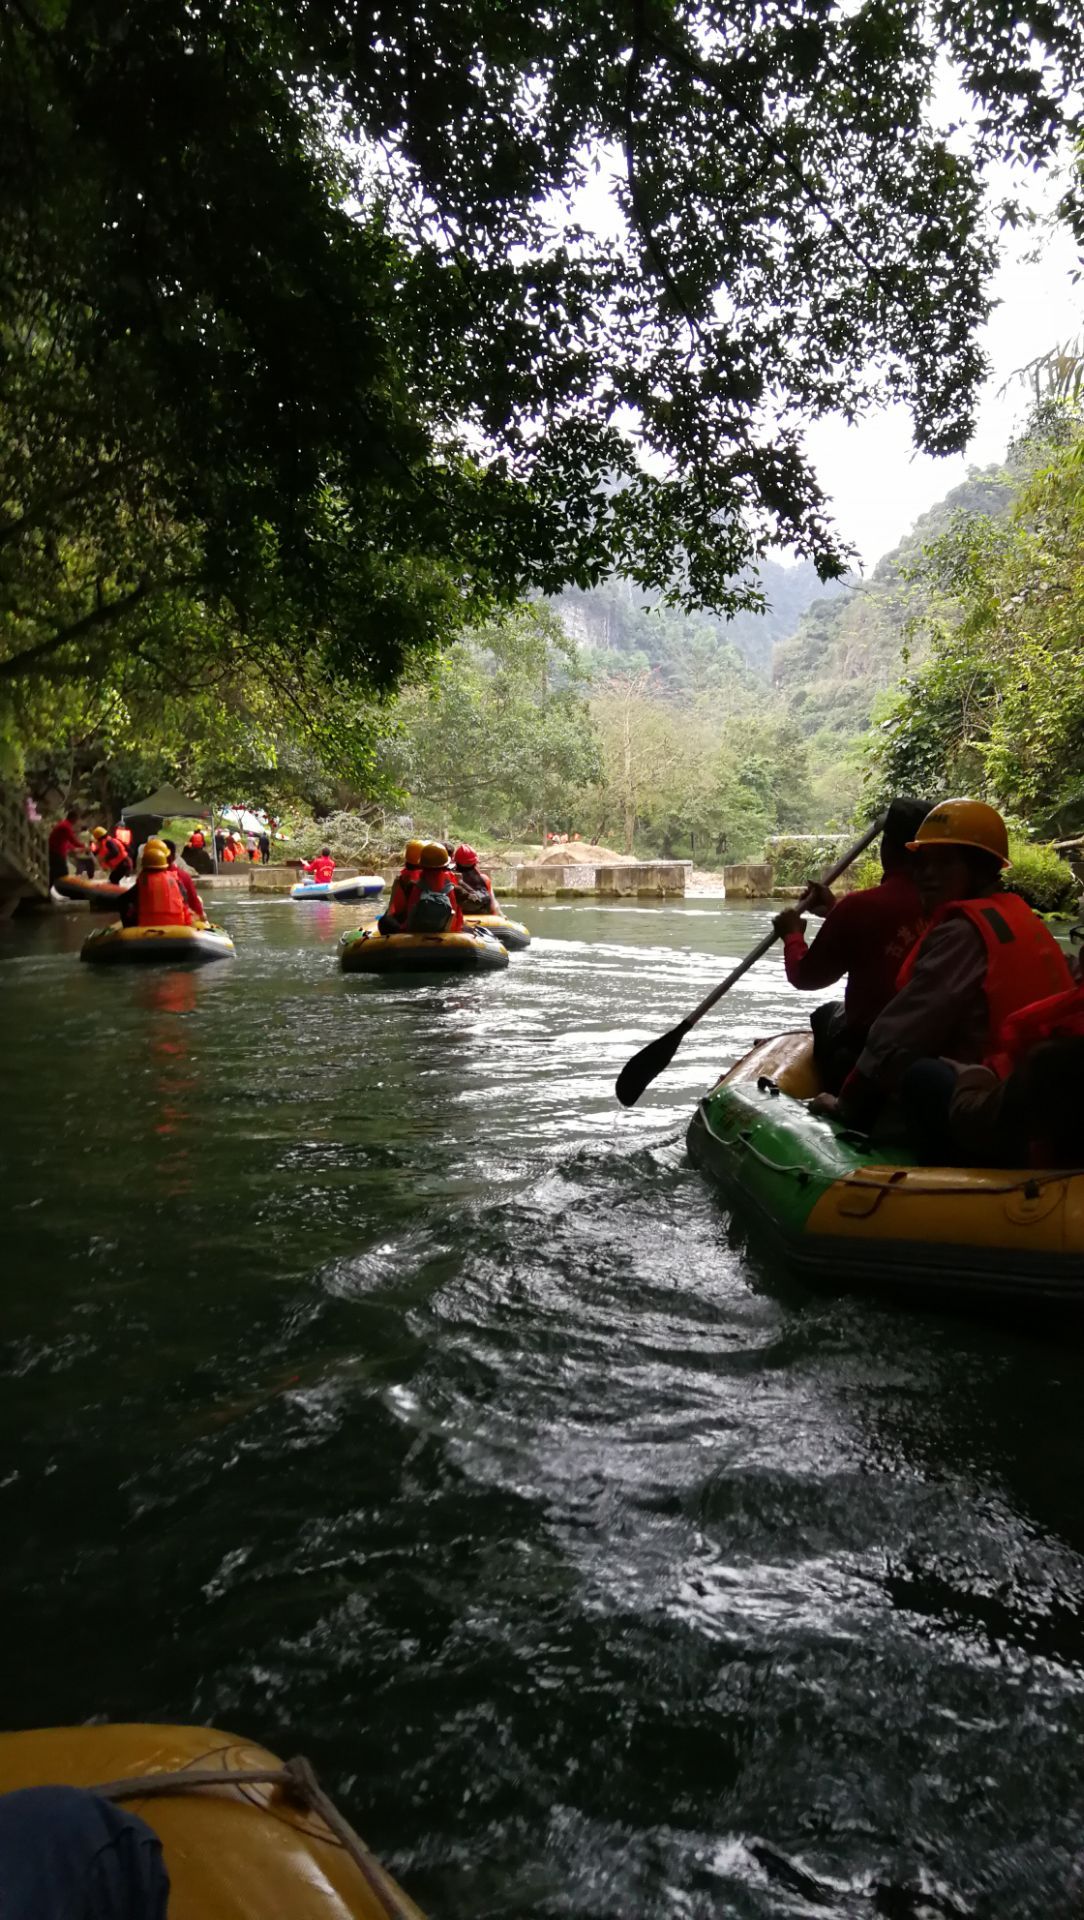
[615,1021,689,1107]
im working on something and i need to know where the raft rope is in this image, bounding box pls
[698,1104,1084,1198]
[88,1756,416,1920]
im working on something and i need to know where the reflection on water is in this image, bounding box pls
[2,896,1084,1917]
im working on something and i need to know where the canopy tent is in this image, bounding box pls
[120,785,220,872]
[121,785,212,821]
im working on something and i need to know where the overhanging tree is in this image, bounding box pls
[4,0,1084,731]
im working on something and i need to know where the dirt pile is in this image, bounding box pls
[535,842,632,866]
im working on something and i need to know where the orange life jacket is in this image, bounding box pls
[137,868,192,927]
[405,869,463,933]
[98,834,129,875]
[897,891,1072,1037]
[389,866,421,919]
[189,830,206,849]
[115,824,132,850]
[988,979,1084,1078]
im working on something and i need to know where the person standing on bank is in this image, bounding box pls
[771,797,930,1090]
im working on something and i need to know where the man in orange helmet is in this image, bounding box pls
[810,800,1072,1138]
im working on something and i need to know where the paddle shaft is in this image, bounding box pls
[676,815,886,1037]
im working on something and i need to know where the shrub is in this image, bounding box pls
[1006,838,1080,915]
[764,833,848,887]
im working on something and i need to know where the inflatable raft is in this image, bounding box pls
[0,1723,424,1919]
[340,926,509,975]
[462,912,532,951]
[81,923,236,965]
[53,875,132,912]
[687,1031,1084,1313]
[291,876,384,902]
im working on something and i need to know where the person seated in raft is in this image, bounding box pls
[91,824,134,884]
[377,839,424,935]
[301,846,336,884]
[163,840,207,921]
[898,965,1084,1165]
[808,799,1073,1134]
[402,842,464,934]
[118,837,194,927]
[452,843,500,916]
[771,796,930,1090]
[0,1782,170,1920]
[47,807,87,887]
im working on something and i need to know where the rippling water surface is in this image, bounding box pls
[4,895,1084,1917]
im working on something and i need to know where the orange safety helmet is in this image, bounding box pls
[906,799,1010,867]
[404,838,424,865]
[454,844,478,867]
[419,841,449,869]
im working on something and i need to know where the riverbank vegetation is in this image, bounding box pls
[4,1,1083,873]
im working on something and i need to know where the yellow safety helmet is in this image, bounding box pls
[91,826,107,840]
[906,799,1010,867]
[141,842,169,870]
[419,840,449,869]
[404,838,424,865]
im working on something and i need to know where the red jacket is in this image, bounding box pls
[172,865,205,919]
[135,868,191,927]
[897,891,1071,1036]
[988,979,1084,1079]
[48,818,82,857]
[304,856,336,884]
[783,871,925,1028]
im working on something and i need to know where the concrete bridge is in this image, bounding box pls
[0,786,49,917]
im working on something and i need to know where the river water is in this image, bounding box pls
[3,896,1084,1918]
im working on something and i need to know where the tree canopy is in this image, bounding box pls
[4,0,1084,748]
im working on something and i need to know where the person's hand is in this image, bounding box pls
[772,908,806,938]
[800,882,837,918]
[808,1092,841,1118]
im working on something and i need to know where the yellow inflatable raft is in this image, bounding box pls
[0,1723,423,1919]
[462,912,531,951]
[687,1032,1084,1313]
[340,926,508,974]
[81,923,236,965]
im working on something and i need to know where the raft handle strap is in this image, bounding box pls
[736,1128,811,1185]
[755,1075,781,1097]
[87,1757,413,1920]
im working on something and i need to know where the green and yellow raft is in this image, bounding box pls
[687,1032,1084,1312]
[340,925,509,975]
[81,923,236,965]
[0,1723,424,1919]
[462,912,532,951]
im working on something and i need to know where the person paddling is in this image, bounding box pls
[91,825,134,884]
[810,800,1072,1134]
[301,847,336,885]
[772,797,930,1089]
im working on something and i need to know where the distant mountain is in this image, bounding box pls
[554,556,846,685]
[773,465,1012,742]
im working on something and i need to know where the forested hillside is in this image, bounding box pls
[557,559,844,683]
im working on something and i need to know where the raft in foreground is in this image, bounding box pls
[81,923,236,965]
[340,926,509,974]
[0,1723,424,1920]
[687,1031,1084,1313]
[291,875,384,902]
[462,912,532,950]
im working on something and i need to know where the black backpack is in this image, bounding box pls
[407,878,453,934]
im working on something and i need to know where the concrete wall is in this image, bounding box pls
[507,860,687,897]
[721,863,775,898]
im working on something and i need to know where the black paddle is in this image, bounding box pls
[614,816,886,1107]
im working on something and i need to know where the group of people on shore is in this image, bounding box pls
[47,808,208,925]
[774,797,1083,1166]
[377,841,499,937]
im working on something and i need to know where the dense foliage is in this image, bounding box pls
[5,0,1084,774]
[872,418,1084,836]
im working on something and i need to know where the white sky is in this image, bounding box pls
[806,218,1082,571]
